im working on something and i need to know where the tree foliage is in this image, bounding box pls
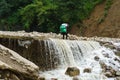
[0,0,11,18]
[0,0,106,32]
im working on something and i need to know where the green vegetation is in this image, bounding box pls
[0,0,105,32]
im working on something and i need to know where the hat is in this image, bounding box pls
[61,23,68,26]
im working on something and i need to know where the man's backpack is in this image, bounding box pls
[60,25,67,33]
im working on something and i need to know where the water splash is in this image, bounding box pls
[39,39,119,80]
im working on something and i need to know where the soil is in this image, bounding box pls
[70,0,120,38]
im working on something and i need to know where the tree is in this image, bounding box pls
[0,0,11,18]
[20,0,58,32]
[0,0,104,32]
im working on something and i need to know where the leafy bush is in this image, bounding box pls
[0,0,105,32]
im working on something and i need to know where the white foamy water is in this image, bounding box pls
[39,39,120,80]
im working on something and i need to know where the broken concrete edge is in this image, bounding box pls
[0,60,12,69]
[0,31,120,41]
[0,31,59,40]
[0,61,39,80]
[0,33,46,40]
[0,44,39,79]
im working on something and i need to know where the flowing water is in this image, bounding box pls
[39,39,120,80]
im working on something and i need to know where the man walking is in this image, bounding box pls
[60,23,68,39]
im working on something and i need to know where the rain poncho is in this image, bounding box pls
[60,23,68,33]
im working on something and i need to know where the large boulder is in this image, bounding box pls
[65,67,80,77]
[73,77,79,80]
[0,44,39,80]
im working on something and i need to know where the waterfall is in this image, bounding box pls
[49,39,101,68]
[39,39,120,80]
[0,37,119,80]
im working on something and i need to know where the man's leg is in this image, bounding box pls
[66,33,68,39]
[61,33,64,39]
[63,33,65,39]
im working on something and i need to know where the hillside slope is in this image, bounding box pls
[80,0,120,38]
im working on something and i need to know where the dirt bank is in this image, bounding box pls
[83,0,120,38]
[70,0,120,38]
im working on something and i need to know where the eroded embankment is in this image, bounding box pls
[82,0,120,38]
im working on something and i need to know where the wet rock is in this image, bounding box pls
[65,67,80,77]
[68,34,79,40]
[114,57,120,63]
[51,78,58,80]
[73,77,79,80]
[102,53,110,58]
[116,47,120,51]
[99,61,107,71]
[38,77,45,80]
[115,51,120,57]
[116,71,120,76]
[103,43,116,49]
[116,77,120,80]
[105,66,118,77]
[83,68,92,73]
[100,61,118,77]
[11,74,20,80]
[109,69,116,76]
[94,56,100,61]
[18,40,32,48]
[0,70,21,80]
[104,72,113,77]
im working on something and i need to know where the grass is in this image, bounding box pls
[97,0,113,24]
